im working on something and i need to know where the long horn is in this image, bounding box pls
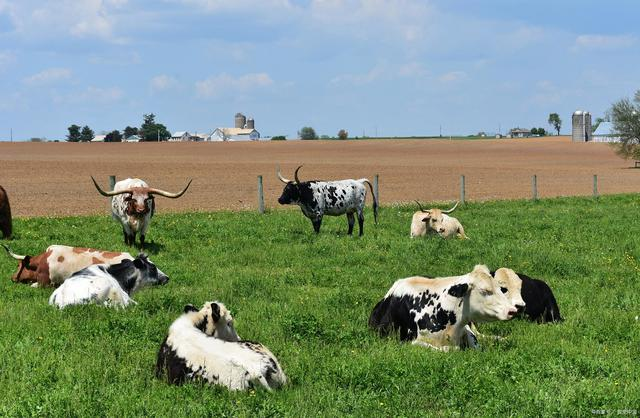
[91,176,132,197]
[1,244,25,260]
[148,179,193,198]
[415,200,429,213]
[442,201,459,214]
[277,166,291,183]
[294,165,303,183]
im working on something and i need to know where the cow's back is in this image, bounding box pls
[49,265,132,308]
[519,274,562,323]
[46,245,133,287]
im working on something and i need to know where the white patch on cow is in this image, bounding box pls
[49,265,134,308]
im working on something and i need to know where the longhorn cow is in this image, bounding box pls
[92,177,192,248]
[277,166,378,236]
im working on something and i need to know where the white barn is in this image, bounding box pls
[592,122,621,143]
[169,131,191,142]
[208,128,260,142]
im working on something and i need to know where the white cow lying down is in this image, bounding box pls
[155,301,287,391]
[410,201,467,239]
[48,254,168,309]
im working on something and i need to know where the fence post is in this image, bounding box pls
[593,174,598,198]
[257,175,265,214]
[532,175,538,201]
[460,175,465,204]
[374,174,379,204]
[109,175,116,191]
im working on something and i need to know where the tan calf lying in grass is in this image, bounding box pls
[410,201,467,239]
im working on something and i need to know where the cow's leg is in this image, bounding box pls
[122,227,131,246]
[140,234,145,250]
[347,213,355,235]
[311,217,322,234]
[357,209,365,236]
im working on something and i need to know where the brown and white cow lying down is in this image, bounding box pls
[410,201,467,239]
[368,265,518,351]
[3,244,133,287]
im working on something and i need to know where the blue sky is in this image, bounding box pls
[1,0,639,140]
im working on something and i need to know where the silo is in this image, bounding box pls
[572,110,592,142]
[245,117,255,129]
[235,113,246,129]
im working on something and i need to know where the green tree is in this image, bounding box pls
[298,126,317,140]
[105,130,123,143]
[79,126,94,142]
[123,126,138,139]
[66,124,81,142]
[611,89,640,160]
[337,129,348,140]
[548,113,562,135]
[140,113,170,142]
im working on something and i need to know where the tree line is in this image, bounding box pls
[66,114,171,142]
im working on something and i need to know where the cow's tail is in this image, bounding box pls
[362,180,378,224]
[1,243,26,260]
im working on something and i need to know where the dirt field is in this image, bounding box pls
[0,136,638,217]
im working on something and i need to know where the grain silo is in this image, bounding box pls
[245,117,255,129]
[235,112,247,129]
[572,110,592,142]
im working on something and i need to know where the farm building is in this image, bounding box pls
[125,135,141,142]
[208,128,260,141]
[572,110,592,142]
[509,128,531,138]
[592,122,621,143]
[169,131,191,142]
[191,133,208,142]
[91,135,106,142]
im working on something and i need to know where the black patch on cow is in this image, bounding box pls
[106,259,138,294]
[155,337,193,385]
[490,271,563,323]
[184,304,198,313]
[448,283,469,298]
[211,302,221,322]
[194,315,209,334]
[326,186,339,205]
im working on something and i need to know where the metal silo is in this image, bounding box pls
[235,112,246,129]
[572,110,592,142]
[246,117,255,129]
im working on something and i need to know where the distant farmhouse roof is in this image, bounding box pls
[169,131,190,142]
[509,128,531,138]
[209,127,260,141]
[91,135,106,142]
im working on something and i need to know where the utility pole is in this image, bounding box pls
[10,128,12,142]
[157,129,160,142]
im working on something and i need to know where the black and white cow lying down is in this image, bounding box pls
[156,301,287,391]
[48,254,169,308]
[491,270,562,323]
[368,265,519,351]
[277,165,378,236]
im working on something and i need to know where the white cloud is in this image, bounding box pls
[170,0,295,14]
[438,71,467,83]
[150,74,178,93]
[23,67,72,85]
[195,73,273,99]
[573,34,637,51]
[53,85,124,104]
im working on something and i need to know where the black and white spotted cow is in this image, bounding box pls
[277,165,378,236]
[92,177,192,249]
[493,271,562,323]
[48,254,169,308]
[368,265,518,351]
[156,301,286,391]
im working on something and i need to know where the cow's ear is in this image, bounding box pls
[448,283,469,298]
[421,216,430,223]
[211,302,221,322]
[133,257,145,268]
[23,255,37,271]
[183,304,198,313]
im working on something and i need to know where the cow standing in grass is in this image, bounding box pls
[92,177,192,249]
[0,185,12,239]
[277,165,378,236]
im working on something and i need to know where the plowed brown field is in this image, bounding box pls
[1,136,637,217]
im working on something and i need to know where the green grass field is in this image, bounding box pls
[1,195,639,417]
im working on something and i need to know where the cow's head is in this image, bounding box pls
[493,268,526,312]
[277,165,305,205]
[454,264,518,322]
[106,253,169,294]
[3,244,38,283]
[91,177,192,217]
[184,301,240,342]
[416,201,458,235]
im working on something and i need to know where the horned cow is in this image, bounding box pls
[3,244,133,288]
[368,265,518,351]
[0,185,12,239]
[156,301,286,391]
[277,165,378,236]
[92,177,192,249]
[411,201,467,239]
[49,254,169,308]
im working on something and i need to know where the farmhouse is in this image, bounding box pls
[169,131,190,142]
[125,135,141,142]
[592,122,621,143]
[91,135,106,142]
[509,128,531,138]
[208,127,260,142]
